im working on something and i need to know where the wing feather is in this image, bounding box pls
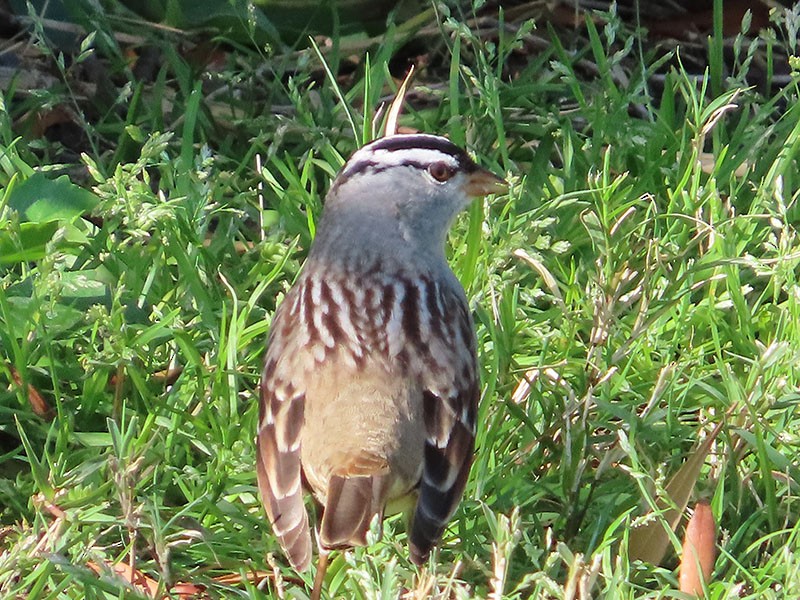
[409,289,478,564]
[257,313,312,572]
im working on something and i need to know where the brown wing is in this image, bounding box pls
[257,304,312,571]
[408,291,478,564]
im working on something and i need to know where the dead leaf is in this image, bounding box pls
[384,65,415,137]
[87,560,208,599]
[152,367,184,386]
[679,501,716,596]
[7,364,53,421]
[87,561,159,597]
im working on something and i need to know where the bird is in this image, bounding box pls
[256,133,504,598]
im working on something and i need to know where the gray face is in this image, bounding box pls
[317,135,500,264]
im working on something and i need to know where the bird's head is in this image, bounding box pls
[320,134,505,258]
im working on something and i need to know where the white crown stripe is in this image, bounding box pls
[342,148,461,180]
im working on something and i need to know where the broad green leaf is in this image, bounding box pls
[7,172,98,224]
[0,222,58,263]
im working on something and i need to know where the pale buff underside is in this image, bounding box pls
[301,355,426,507]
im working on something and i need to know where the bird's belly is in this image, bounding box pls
[300,363,425,504]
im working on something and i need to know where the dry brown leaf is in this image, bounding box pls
[628,421,723,565]
[109,366,185,388]
[20,104,77,139]
[87,560,208,599]
[87,561,159,597]
[7,364,53,421]
[384,65,415,137]
[679,501,717,596]
[152,367,184,386]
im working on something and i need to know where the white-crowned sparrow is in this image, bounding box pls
[257,134,504,596]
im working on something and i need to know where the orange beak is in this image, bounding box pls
[463,167,506,197]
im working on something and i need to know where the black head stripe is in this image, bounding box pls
[367,134,469,160]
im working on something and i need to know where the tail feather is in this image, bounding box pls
[320,474,388,550]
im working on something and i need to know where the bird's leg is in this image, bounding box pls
[311,519,330,600]
[310,547,330,600]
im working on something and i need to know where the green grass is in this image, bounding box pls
[1,2,800,598]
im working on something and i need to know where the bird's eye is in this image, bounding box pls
[428,162,455,182]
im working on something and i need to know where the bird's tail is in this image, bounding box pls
[320,474,389,549]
